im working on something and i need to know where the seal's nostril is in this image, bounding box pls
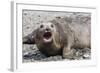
[46,28,50,31]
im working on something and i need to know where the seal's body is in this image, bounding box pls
[23,16,91,59]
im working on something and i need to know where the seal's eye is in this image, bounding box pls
[51,24,54,28]
[40,25,43,28]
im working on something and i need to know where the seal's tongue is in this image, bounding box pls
[43,32,52,39]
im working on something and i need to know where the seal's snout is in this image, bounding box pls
[43,27,52,40]
[43,28,52,43]
[46,28,50,31]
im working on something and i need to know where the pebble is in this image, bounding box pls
[83,54,90,58]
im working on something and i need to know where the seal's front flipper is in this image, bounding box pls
[23,34,35,44]
[23,30,37,44]
[23,35,35,44]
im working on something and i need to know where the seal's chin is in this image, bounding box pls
[43,31,52,43]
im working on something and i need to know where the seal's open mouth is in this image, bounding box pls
[43,31,52,40]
